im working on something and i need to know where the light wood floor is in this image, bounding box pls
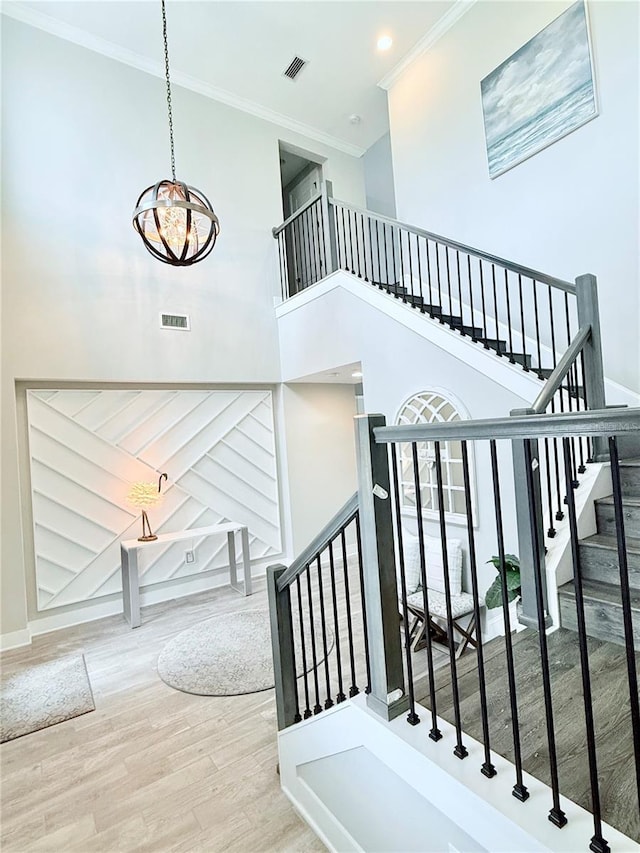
[0,580,326,853]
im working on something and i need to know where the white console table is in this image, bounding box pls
[120,522,252,628]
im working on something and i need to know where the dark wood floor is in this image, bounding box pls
[414,627,640,844]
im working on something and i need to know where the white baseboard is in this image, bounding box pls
[0,627,32,651]
[7,557,283,644]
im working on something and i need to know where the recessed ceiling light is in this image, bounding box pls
[377,35,393,51]
[352,371,363,378]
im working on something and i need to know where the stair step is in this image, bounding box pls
[620,459,640,498]
[476,338,508,354]
[529,367,585,397]
[420,303,444,317]
[504,352,533,369]
[374,281,407,296]
[595,496,640,539]
[578,532,640,590]
[616,434,640,460]
[558,578,640,651]
[403,295,424,308]
[434,315,485,337]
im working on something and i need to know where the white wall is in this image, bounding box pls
[0,17,366,637]
[281,384,357,554]
[363,132,397,218]
[277,274,533,605]
[387,0,639,397]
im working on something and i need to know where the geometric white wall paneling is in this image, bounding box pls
[27,389,282,611]
[95,391,182,446]
[43,389,102,418]
[179,467,280,552]
[214,440,277,496]
[138,392,270,476]
[194,454,279,528]
[116,391,213,458]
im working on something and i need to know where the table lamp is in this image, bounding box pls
[127,473,168,541]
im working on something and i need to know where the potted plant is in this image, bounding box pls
[485,554,521,609]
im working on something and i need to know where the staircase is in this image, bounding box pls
[559,450,640,650]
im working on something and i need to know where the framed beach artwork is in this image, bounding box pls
[481,1,598,179]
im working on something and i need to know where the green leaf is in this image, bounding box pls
[484,577,503,609]
[505,569,521,591]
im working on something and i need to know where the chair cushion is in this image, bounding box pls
[406,589,477,620]
[398,532,423,595]
[423,534,463,596]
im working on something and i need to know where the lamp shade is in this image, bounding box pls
[127,481,165,510]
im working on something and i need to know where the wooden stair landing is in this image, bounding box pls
[417,628,640,844]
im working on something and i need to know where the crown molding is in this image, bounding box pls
[1,3,366,158]
[377,0,477,91]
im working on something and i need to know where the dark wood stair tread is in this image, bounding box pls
[597,495,640,508]
[580,531,640,554]
[558,577,640,608]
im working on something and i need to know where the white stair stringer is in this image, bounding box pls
[279,693,635,853]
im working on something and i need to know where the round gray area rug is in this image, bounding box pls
[157,609,333,696]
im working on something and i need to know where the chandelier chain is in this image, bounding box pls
[161,0,176,183]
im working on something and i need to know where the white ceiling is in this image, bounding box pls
[3,0,458,154]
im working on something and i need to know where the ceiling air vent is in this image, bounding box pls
[160,312,190,330]
[283,56,307,81]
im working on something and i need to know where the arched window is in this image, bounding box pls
[396,391,469,520]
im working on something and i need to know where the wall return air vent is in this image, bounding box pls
[283,56,308,81]
[160,312,190,330]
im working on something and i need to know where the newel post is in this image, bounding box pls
[576,273,607,460]
[510,408,549,629]
[267,564,300,731]
[355,414,409,721]
[320,180,338,277]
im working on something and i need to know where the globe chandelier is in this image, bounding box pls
[132,0,219,266]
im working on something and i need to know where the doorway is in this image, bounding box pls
[279,143,325,294]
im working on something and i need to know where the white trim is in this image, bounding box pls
[0,628,32,651]
[377,0,478,91]
[25,557,279,638]
[0,3,365,159]
[276,271,543,403]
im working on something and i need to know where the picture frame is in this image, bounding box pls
[481,1,598,179]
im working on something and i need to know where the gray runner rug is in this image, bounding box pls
[0,655,95,743]
[157,609,333,696]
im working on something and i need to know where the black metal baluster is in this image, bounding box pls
[340,528,359,697]
[435,243,443,320]
[391,224,397,287]
[456,251,464,333]
[479,259,488,345]
[355,212,363,279]
[564,292,580,483]
[304,566,323,714]
[367,215,374,283]
[315,201,324,283]
[492,265,501,354]
[416,234,424,306]
[398,227,406,293]
[461,442,496,777]
[406,231,414,304]
[301,209,311,289]
[296,575,312,719]
[581,351,594,462]
[468,255,476,341]
[550,396,564,522]
[276,232,286,300]
[533,282,543,376]
[544,436,557,538]
[391,445,420,726]
[504,269,514,363]
[518,274,527,370]
[434,441,468,759]
[608,436,640,811]
[412,442,442,742]
[315,554,334,710]
[347,210,355,274]
[374,219,382,285]
[355,513,372,694]
[445,246,453,320]
[328,539,346,703]
[562,438,610,853]
[523,438,567,828]
[489,440,529,802]
[425,239,433,313]
[575,360,587,473]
